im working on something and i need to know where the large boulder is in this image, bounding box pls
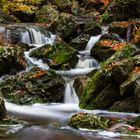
[56,13,79,41]
[0,44,26,75]
[30,43,78,70]
[49,0,72,13]
[35,4,59,23]
[108,21,129,39]
[0,67,65,105]
[103,0,140,22]
[91,38,128,61]
[69,34,90,50]
[80,44,140,112]
[83,20,102,36]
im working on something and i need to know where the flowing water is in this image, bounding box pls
[0,25,139,140]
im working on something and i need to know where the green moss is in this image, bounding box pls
[30,43,78,69]
[102,44,139,67]
[80,69,113,109]
[69,113,111,129]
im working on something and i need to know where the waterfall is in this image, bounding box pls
[85,35,101,51]
[76,55,99,68]
[64,80,79,104]
[23,29,55,70]
[21,27,54,46]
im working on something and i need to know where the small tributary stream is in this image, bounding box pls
[0,25,139,140]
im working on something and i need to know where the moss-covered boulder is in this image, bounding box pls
[90,39,128,61]
[35,4,59,23]
[83,20,102,36]
[30,43,78,70]
[0,67,65,105]
[104,0,140,22]
[80,44,140,112]
[69,34,90,50]
[50,0,72,13]
[0,44,26,75]
[69,113,111,129]
[109,96,137,112]
[73,76,88,98]
[56,13,78,41]
[108,21,129,39]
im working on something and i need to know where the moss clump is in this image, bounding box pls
[69,113,111,129]
[30,43,78,69]
[79,69,113,109]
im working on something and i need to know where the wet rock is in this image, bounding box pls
[109,97,137,113]
[69,34,90,50]
[108,21,129,39]
[0,67,65,105]
[56,13,78,41]
[91,39,128,61]
[73,76,88,98]
[30,43,78,70]
[112,58,135,84]
[0,44,26,75]
[16,42,32,51]
[80,44,140,111]
[35,4,59,23]
[79,69,114,109]
[100,33,123,41]
[50,0,72,13]
[83,20,102,36]
[104,1,140,22]
[69,112,111,129]
[82,0,104,13]
[10,27,26,44]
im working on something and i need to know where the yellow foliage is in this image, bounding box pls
[2,0,43,13]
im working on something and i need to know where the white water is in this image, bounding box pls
[85,34,101,51]
[21,27,53,46]
[5,101,68,121]
[23,28,55,70]
[64,80,79,104]
[76,55,99,68]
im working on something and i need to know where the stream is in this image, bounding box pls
[0,25,140,140]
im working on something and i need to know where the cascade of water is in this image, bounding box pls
[64,79,79,104]
[21,27,54,46]
[85,35,101,51]
[76,55,99,68]
[23,28,55,70]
